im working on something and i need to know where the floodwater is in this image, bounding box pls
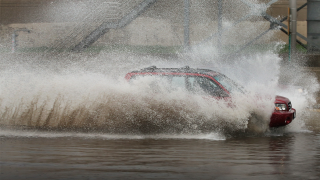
[0,50,320,180]
[1,126,320,180]
[1,1,320,179]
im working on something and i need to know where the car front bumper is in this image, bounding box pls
[269,108,296,127]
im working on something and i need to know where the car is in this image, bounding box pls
[125,66,296,128]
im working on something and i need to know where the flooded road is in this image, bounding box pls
[0,52,320,180]
[1,0,319,179]
[1,127,320,180]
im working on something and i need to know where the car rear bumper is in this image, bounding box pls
[269,108,296,127]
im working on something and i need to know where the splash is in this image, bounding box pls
[1,0,319,139]
[0,50,295,138]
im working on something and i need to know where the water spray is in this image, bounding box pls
[184,0,190,51]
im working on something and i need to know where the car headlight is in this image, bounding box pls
[275,103,287,111]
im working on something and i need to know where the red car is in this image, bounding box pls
[125,66,296,128]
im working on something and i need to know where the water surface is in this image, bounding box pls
[1,128,319,180]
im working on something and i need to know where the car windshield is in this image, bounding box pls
[214,75,245,94]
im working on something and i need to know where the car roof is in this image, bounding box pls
[129,66,221,76]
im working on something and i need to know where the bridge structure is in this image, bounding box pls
[45,0,157,51]
[72,0,157,52]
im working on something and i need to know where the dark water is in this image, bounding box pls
[1,128,319,180]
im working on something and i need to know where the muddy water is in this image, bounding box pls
[1,126,320,180]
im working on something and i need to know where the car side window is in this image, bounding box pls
[170,76,186,90]
[187,76,228,97]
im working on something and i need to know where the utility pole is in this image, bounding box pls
[289,0,297,58]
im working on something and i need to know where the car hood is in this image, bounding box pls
[275,95,290,104]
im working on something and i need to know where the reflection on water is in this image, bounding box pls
[1,131,319,180]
